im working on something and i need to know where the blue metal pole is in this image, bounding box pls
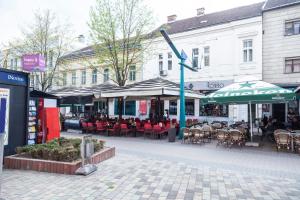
[179,58,186,139]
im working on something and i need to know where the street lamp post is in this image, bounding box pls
[160,29,197,139]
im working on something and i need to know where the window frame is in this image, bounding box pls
[129,65,136,81]
[62,72,67,86]
[158,53,163,72]
[103,68,109,82]
[203,46,210,67]
[185,99,195,116]
[285,19,300,36]
[243,39,253,63]
[167,52,172,70]
[285,57,300,74]
[81,70,86,85]
[169,100,177,115]
[92,69,97,84]
[192,48,199,69]
[71,71,77,85]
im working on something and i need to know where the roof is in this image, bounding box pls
[263,0,300,11]
[100,77,204,99]
[156,2,264,35]
[30,90,58,99]
[50,83,117,97]
[59,2,264,61]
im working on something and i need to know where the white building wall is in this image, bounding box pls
[263,4,300,83]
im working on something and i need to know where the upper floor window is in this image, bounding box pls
[158,53,163,71]
[243,39,253,62]
[10,59,13,68]
[81,70,86,85]
[72,71,77,85]
[103,68,109,82]
[204,46,210,67]
[35,75,39,89]
[285,57,300,73]
[49,51,53,67]
[285,19,300,36]
[62,72,67,86]
[167,52,172,70]
[92,69,97,84]
[192,48,199,68]
[129,65,136,81]
[14,58,18,69]
[30,75,35,87]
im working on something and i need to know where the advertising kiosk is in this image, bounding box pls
[0,68,29,156]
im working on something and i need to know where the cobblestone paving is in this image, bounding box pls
[1,133,300,200]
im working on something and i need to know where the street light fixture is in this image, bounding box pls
[160,29,198,139]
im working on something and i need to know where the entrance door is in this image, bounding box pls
[150,99,164,121]
[272,103,285,122]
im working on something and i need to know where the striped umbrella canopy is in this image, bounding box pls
[200,80,296,104]
[99,77,203,99]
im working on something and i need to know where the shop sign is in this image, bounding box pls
[0,71,27,86]
[22,54,46,72]
[0,88,10,145]
[185,80,233,90]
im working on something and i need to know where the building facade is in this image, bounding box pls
[54,2,265,122]
[262,0,300,122]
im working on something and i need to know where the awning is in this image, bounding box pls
[99,77,204,99]
[200,80,296,105]
[30,89,58,99]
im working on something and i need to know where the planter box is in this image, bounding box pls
[4,147,115,175]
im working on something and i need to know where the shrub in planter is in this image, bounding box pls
[15,137,104,162]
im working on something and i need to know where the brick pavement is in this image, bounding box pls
[1,132,300,200]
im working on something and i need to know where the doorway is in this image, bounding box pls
[150,99,164,121]
[272,103,285,122]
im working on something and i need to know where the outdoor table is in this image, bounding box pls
[289,130,300,152]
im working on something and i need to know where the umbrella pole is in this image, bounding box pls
[249,102,253,142]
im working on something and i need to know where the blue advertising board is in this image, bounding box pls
[0,98,7,134]
[0,70,27,86]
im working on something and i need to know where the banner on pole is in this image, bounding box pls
[0,88,10,145]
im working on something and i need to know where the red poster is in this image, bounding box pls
[139,100,147,115]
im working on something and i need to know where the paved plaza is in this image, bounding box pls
[1,132,300,200]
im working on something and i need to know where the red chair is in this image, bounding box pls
[81,122,88,133]
[153,125,165,139]
[108,123,120,136]
[120,123,131,137]
[136,122,144,136]
[96,122,106,134]
[87,122,96,133]
[171,119,177,124]
[144,123,153,138]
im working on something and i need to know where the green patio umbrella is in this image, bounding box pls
[200,80,296,143]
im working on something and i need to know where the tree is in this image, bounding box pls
[89,0,155,118]
[8,9,71,92]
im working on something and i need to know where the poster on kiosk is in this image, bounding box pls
[0,88,10,176]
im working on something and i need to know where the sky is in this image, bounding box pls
[0,0,264,47]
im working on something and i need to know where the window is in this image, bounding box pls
[92,69,97,84]
[129,65,136,81]
[10,59,13,68]
[185,99,194,116]
[30,75,35,87]
[103,68,109,82]
[125,101,136,115]
[158,53,163,71]
[114,98,124,115]
[200,104,228,117]
[204,46,210,67]
[72,71,77,85]
[169,100,177,115]
[167,52,172,70]
[81,70,86,85]
[285,20,300,36]
[49,51,53,67]
[243,39,253,62]
[62,72,67,86]
[285,57,300,73]
[192,48,199,68]
[14,58,18,69]
[35,75,39,89]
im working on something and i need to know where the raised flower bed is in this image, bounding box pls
[4,137,115,175]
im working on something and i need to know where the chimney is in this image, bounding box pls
[197,8,205,16]
[167,15,177,23]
